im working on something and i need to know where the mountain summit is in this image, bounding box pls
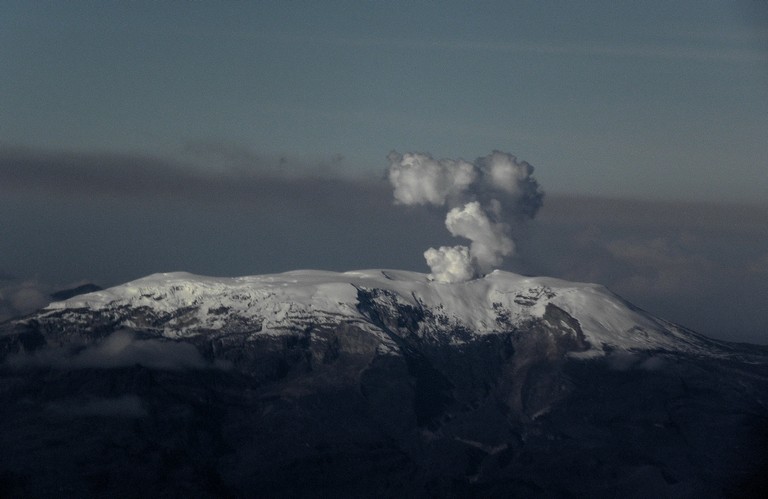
[1,270,766,496]
[36,269,727,357]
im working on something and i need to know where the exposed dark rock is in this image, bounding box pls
[0,275,766,497]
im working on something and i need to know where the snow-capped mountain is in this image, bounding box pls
[1,270,766,497]
[35,269,726,357]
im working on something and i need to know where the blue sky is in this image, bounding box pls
[2,0,766,201]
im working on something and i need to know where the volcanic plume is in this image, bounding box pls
[387,151,543,282]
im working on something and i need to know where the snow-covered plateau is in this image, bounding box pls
[38,269,726,357]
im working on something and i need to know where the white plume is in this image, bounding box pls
[387,150,543,282]
[445,202,514,274]
[480,151,535,195]
[387,152,476,206]
[423,246,475,283]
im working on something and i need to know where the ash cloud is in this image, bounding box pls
[0,144,365,205]
[0,143,437,282]
[388,151,543,282]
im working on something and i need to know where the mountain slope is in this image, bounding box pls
[32,269,731,356]
[1,269,766,497]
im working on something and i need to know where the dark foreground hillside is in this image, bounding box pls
[1,317,766,498]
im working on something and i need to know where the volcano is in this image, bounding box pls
[1,269,766,497]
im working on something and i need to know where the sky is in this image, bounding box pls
[1,1,767,343]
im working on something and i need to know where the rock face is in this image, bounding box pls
[0,269,766,497]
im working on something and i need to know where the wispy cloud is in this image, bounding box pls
[5,330,228,371]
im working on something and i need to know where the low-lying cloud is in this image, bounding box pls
[0,279,52,322]
[606,352,667,372]
[6,330,227,371]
